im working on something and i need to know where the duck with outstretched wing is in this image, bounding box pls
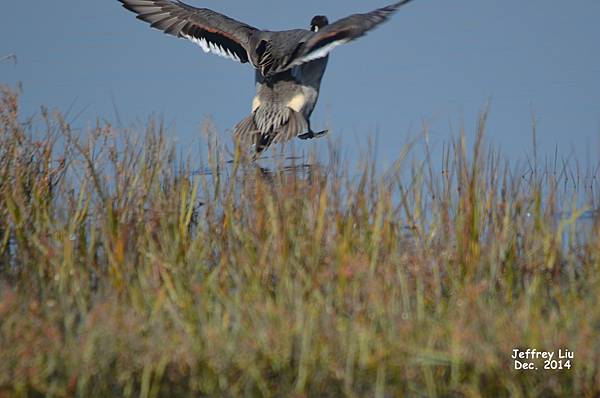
[118,0,415,155]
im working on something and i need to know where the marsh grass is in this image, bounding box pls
[0,85,599,397]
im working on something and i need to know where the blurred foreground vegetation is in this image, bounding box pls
[0,85,599,397]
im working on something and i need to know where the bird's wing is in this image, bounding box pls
[118,0,258,64]
[269,0,414,74]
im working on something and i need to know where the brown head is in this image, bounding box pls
[310,15,329,32]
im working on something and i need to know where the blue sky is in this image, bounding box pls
[1,0,599,166]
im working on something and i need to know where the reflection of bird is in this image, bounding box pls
[119,0,415,155]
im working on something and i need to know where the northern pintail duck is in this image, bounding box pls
[119,0,415,155]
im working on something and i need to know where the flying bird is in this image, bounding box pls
[118,0,415,155]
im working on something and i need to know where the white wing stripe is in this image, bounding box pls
[296,39,350,65]
[182,33,241,62]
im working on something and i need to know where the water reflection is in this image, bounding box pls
[191,154,323,179]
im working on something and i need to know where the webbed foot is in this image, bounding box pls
[298,129,329,140]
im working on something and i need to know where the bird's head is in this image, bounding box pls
[310,15,329,32]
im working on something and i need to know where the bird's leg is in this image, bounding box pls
[298,120,328,140]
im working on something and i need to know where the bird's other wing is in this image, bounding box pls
[119,0,258,64]
[271,0,414,74]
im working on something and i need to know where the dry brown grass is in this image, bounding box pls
[0,85,599,397]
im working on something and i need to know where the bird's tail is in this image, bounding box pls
[233,113,271,155]
[233,113,258,144]
[272,110,308,144]
[234,109,309,156]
